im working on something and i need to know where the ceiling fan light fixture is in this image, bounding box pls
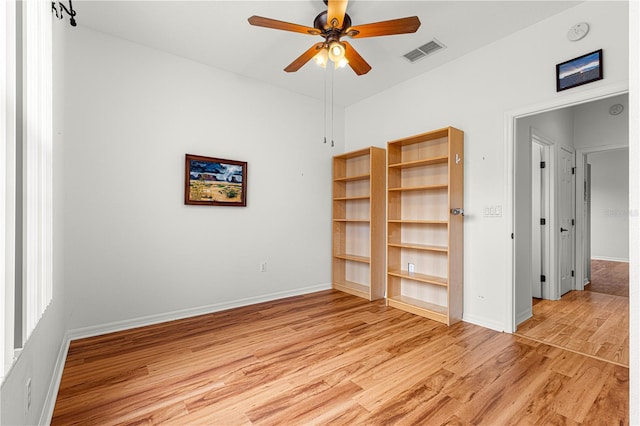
[314,48,329,68]
[335,58,349,69]
[328,41,346,63]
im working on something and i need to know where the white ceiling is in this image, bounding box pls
[73,1,582,106]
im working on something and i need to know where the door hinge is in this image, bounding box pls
[541,275,546,282]
[540,161,546,169]
[572,219,575,226]
[571,270,575,277]
[540,218,546,225]
[511,233,514,239]
[572,167,576,175]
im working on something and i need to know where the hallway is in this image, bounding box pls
[516,260,629,367]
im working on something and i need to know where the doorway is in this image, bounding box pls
[576,146,630,290]
[512,92,628,325]
[510,92,629,365]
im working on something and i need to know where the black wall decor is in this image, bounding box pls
[52,0,77,27]
[556,49,603,92]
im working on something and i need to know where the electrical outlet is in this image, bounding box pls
[260,262,267,272]
[408,263,415,274]
[25,378,31,413]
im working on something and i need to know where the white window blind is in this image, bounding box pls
[21,0,53,344]
[1,0,17,379]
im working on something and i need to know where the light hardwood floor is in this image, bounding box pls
[516,291,629,367]
[52,290,628,425]
[587,259,629,297]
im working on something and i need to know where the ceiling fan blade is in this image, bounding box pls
[348,16,421,38]
[284,42,325,73]
[248,15,320,36]
[343,41,371,76]
[327,0,349,29]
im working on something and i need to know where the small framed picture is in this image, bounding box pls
[556,49,603,92]
[185,154,247,206]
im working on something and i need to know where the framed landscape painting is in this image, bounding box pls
[556,49,603,92]
[185,154,247,206]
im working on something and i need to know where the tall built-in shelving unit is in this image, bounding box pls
[332,147,386,301]
[386,127,464,325]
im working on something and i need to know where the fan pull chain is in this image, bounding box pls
[331,66,334,147]
[323,65,327,144]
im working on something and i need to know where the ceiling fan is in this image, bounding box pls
[248,0,421,76]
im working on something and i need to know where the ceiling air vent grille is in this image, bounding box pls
[403,39,445,63]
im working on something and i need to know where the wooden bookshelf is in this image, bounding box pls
[332,147,386,301]
[386,127,464,325]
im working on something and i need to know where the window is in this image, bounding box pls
[1,0,18,380]
[1,0,53,381]
[21,0,54,342]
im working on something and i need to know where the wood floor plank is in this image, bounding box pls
[52,290,628,425]
[587,259,629,297]
[552,358,614,423]
[452,342,553,424]
[516,290,629,366]
[516,371,578,426]
[442,339,532,405]
[443,330,515,376]
[546,347,591,378]
[583,364,629,424]
[245,380,363,425]
[352,343,463,411]
[362,386,459,425]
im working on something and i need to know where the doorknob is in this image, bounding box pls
[560,227,569,232]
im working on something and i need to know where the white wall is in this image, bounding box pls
[345,1,628,331]
[1,19,67,426]
[573,93,629,262]
[574,93,630,149]
[63,26,341,332]
[589,149,629,261]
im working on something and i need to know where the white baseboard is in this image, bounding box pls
[515,309,533,328]
[591,256,629,263]
[42,283,332,425]
[40,332,71,426]
[462,313,505,333]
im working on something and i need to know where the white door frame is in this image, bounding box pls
[574,144,629,291]
[531,140,543,298]
[504,82,628,333]
[530,131,554,300]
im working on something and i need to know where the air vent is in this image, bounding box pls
[403,39,445,63]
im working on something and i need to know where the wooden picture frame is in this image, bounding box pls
[556,49,603,92]
[185,154,247,206]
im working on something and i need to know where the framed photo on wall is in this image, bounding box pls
[556,49,603,92]
[185,154,247,206]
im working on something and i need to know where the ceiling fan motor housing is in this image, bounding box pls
[314,10,352,40]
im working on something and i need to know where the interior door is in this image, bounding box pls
[559,147,575,296]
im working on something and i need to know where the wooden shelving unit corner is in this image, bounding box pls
[332,146,386,301]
